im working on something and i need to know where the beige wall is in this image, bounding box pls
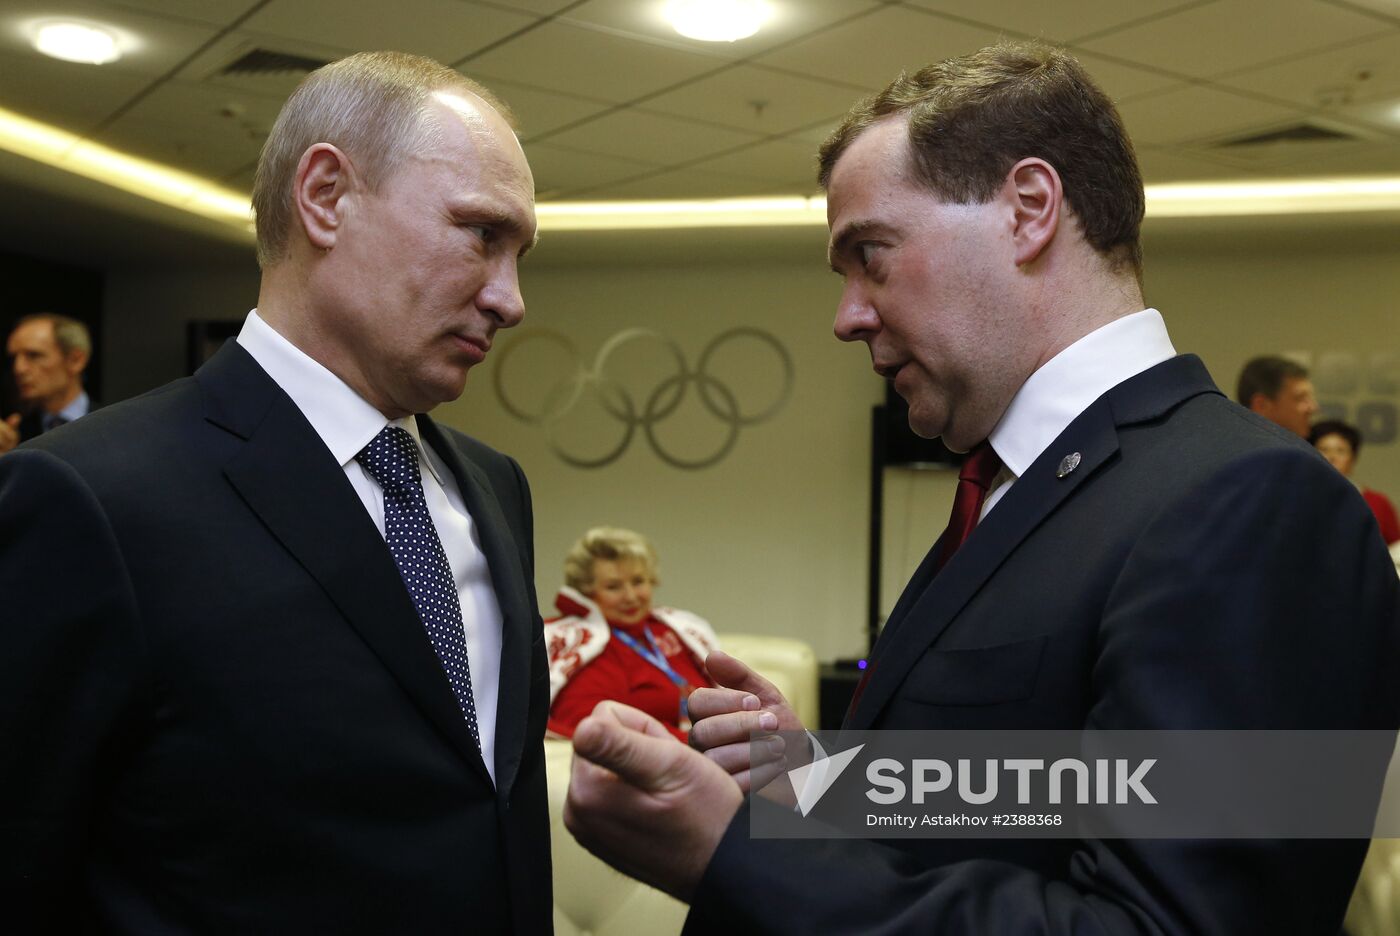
[437,257,882,661]
[102,218,1400,661]
[1145,223,1400,500]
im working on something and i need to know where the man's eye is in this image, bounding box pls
[464,224,492,242]
[859,242,878,267]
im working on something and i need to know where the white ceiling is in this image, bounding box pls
[3,0,1400,266]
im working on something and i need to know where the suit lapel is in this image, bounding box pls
[869,533,950,660]
[849,355,1222,730]
[850,403,1120,728]
[418,416,536,797]
[199,343,492,784]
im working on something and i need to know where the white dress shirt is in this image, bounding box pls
[237,310,503,784]
[981,308,1177,519]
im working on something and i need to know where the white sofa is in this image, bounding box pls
[1346,839,1400,936]
[547,633,818,936]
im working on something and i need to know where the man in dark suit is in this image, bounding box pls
[562,43,1400,934]
[1,313,94,452]
[0,52,550,933]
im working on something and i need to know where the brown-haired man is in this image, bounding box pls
[564,43,1399,934]
[1237,354,1319,437]
[1,313,93,453]
[0,52,549,933]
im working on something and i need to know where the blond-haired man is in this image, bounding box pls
[0,52,549,933]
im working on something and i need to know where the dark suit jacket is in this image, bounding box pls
[687,355,1400,935]
[17,407,41,442]
[15,393,95,442]
[0,343,552,934]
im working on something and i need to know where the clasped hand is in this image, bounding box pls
[563,650,809,900]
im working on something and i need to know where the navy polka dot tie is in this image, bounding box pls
[357,426,480,746]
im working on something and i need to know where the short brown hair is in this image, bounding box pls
[818,42,1144,279]
[1237,355,1310,406]
[563,528,658,594]
[252,51,515,269]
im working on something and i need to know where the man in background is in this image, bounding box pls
[564,42,1399,935]
[1237,353,1318,437]
[0,313,93,452]
[0,51,550,933]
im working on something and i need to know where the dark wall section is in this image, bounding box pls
[101,267,259,405]
[0,251,104,416]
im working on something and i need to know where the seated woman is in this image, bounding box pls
[1310,419,1400,545]
[545,527,718,741]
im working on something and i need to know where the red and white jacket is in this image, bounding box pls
[544,586,719,736]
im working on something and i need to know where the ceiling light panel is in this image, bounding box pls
[10,11,217,78]
[563,0,879,59]
[665,0,770,42]
[33,21,120,64]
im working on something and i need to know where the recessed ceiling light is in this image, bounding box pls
[665,0,769,43]
[33,21,121,65]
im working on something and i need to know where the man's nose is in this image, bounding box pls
[483,259,525,329]
[833,286,878,343]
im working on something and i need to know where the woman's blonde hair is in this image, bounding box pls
[564,527,658,593]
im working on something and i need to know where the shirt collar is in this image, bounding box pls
[235,309,443,483]
[56,390,89,423]
[988,309,1176,480]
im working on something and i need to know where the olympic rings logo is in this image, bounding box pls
[492,327,794,469]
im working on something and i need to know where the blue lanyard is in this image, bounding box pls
[611,625,693,720]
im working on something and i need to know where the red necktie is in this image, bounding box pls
[933,441,1003,574]
[847,441,1002,724]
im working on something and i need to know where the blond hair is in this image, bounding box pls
[563,528,659,594]
[251,50,515,268]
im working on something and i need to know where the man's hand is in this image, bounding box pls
[688,650,810,794]
[564,701,743,902]
[0,414,20,454]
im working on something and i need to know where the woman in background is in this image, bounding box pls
[545,527,718,741]
[1310,419,1400,545]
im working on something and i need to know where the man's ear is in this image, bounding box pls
[1005,157,1062,267]
[294,143,354,252]
[65,347,89,377]
[1248,392,1271,415]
